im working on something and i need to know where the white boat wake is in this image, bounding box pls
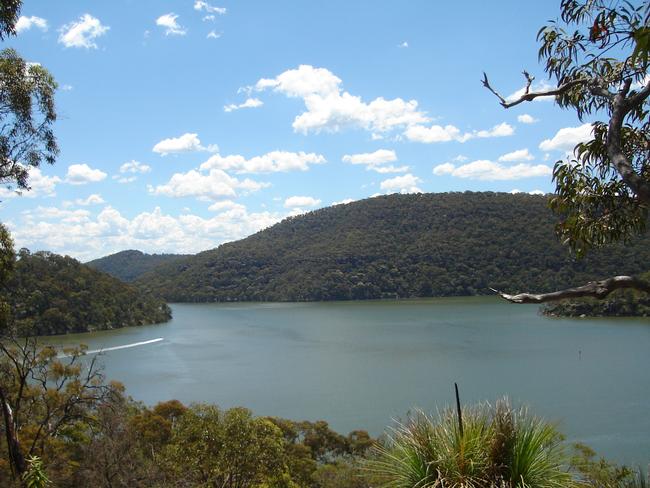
[58,337,164,358]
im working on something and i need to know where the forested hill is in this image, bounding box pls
[2,250,172,336]
[135,192,650,303]
[86,249,189,282]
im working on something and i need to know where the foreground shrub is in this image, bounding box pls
[369,399,576,487]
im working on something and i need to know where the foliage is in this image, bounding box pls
[570,442,648,487]
[0,48,58,194]
[22,456,50,488]
[368,400,576,488]
[526,0,650,256]
[135,192,650,303]
[86,249,190,282]
[0,0,20,40]
[0,248,171,336]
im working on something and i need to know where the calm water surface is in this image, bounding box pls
[44,297,650,465]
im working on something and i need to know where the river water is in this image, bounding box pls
[43,297,650,465]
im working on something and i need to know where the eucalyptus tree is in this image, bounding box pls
[483,0,650,303]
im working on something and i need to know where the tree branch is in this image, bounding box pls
[482,71,585,108]
[490,275,650,304]
[607,79,650,204]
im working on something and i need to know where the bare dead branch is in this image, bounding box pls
[482,71,585,108]
[490,275,650,304]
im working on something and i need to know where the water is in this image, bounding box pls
[43,297,650,466]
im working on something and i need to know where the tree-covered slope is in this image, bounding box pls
[3,250,172,336]
[136,192,650,303]
[86,249,189,282]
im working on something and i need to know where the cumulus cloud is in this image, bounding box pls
[153,133,217,155]
[332,198,355,206]
[207,30,221,39]
[254,65,429,135]
[201,151,325,174]
[156,13,186,36]
[342,149,408,173]
[194,1,227,15]
[0,167,61,199]
[119,160,151,174]
[517,114,538,124]
[58,14,109,49]
[149,169,268,200]
[511,189,546,195]
[432,159,551,180]
[224,98,263,112]
[538,123,593,152]
[404,122,514,143]
[379,173,422,193]
[16,16,48,33]
[77,194,104,206]
[398,41,408,48]
[10,204,281,261]
[65,164,107,185]
[207,200,244,212]
[498,148,534,162]
[284,196,321,208]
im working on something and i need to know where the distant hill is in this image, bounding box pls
[135,192,650,303]
[87,250,189,282]
[2,250,172,336]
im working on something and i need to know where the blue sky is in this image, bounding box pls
[1,0,595,260]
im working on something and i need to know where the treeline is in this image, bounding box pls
[1,249,171,336]
[86,249,189,282]
[135,192,650,302]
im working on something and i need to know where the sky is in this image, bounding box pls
[1,0,597,261]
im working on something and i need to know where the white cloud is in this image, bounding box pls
[332,198,354,206]
[58,14,109,49]
[284,196,321,208]
[432,159,552,181]
[156,13,186,36]
[66,164,107,185]
[404,122,514,143]
[61,84,73,91]
[498,148,534,162]
[398,41,408,48]
[511,189,546,195]
[538,123,593,152]
[207,30,221,39]
[517,114,538,124]
[201,150,325,174]
[342,149,408,173]
[342,149,397,165]
[119,160,151,174]
[379,173,422,193]
[152,133,217,155]
[224,97,263,112]
[254,64,429,134]
[432,162,455,175]
[75,194,105,206]
[194,1,227,15]
[149,169,268,200]
[0,167,61,199]
[10,205,281,261]
[208,200,244,212]
[16,16,48,33]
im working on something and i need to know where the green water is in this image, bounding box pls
[43,296,650,465]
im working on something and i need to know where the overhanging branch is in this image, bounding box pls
[490,275,650,304]
[481,71,585,108]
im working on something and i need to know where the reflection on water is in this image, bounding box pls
[43,296,650,465]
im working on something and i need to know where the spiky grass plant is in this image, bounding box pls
[368,400,578,488]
